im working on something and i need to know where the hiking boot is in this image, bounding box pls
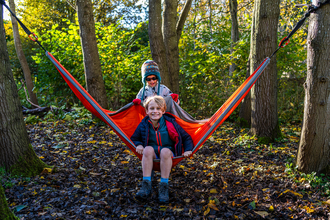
[158,182,169,203]
[136,180,152,200]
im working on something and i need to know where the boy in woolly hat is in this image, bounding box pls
[133,60,179,105]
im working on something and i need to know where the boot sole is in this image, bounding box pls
[158,198,169,204]
[136,193,152,201]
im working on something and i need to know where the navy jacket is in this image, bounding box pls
[130,114,194,156]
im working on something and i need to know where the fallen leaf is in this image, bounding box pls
[278,189,303,198]
[40,168,52,174]
[111,188,120,193]
[207,202,219,211]
[184,199,191,203]
[14,205,27,212]
[210,188,218,193]
[248,201,256,210]
[90,172,102,176]
[204,207,210,216]
[255,211,269,218]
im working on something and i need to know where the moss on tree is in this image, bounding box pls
[9,144,48,177]
[0,184,18,220]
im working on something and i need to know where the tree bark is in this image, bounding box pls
[8,0,38,106]
[229,0,239,75]
[250,0,281,142]
[176,0,193,42]
[149,0,192,94]
[0,184,16,220]
[76,0,108,109]
[163,0,180,93]
[0,6,46,176]
[149,0,170,85]
[297,1,330,174]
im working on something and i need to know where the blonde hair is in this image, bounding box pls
[144,95,167,112]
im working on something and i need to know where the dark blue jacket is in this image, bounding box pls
[130,114,194,156]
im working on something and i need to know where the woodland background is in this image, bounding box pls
[4,0,306,121]
[2,0,330,219]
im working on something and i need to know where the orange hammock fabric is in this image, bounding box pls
[46,52,270,171]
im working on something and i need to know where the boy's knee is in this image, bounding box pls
[160,148,172,159]
[144,146,154,156]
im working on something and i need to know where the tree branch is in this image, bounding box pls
[66,0,76,11]
[176,0,193,43]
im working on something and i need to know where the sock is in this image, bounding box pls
[143,176,151,182]
[160,177,169,184]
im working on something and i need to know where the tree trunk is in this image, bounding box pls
[0,184,16,220]
[76,0,108,109]
[238,57,251,127]
[8,0,38,106]
[297,1,330,174]
[163,0,180,93]
[229,0,239,75]
[149,0,170,85]
[0,6,46,176]
[250,0,281,143]
[149,0,192,94]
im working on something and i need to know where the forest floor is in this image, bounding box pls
[2,117,330,219]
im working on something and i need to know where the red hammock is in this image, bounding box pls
[46,52,270,171]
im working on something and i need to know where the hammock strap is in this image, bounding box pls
[1,0,46,52]
[270,0,330,58]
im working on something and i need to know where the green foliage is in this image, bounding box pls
[6,0,308,123]
[285,164,330,197]
[258,137,273,145]
[179,13,250,117]
[31,19,149,109]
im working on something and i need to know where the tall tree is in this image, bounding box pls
[0,5,46,176]
[149,0,193,94]
[8,0,38,106]
[297,1,330,173]
[250,0,281,142]
[76,0,108,109]
[229,0,239,75]
[0,184,16,220]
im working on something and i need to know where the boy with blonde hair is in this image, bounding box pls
[131,96,192,203]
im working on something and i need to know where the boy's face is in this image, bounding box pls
[146,75,158,87]
[146,100,165,122]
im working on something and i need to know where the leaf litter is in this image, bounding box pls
[1,119,330,219]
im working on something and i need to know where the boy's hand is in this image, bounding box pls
[136,145,144,154]
[183,151,192,158]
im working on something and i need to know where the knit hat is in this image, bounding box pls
[141,60,161,101]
